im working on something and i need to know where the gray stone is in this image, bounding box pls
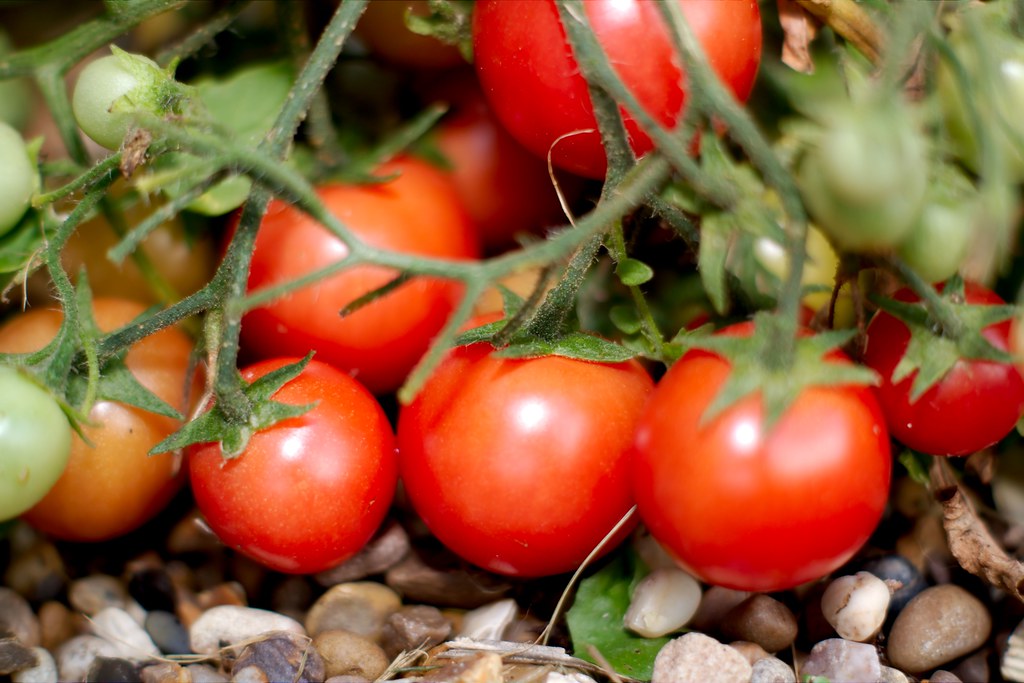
[720,594,798,654]
[69,575,129,615]
[457,599,518,641]
[800,638,881,683]
[145,610,191,655]
[189,605,304,656]
[750,656,796,683]
[232,630,325,683]
[651,632,753,683]
[887,584,991,673]
[0,588,40,648]
[381,605,451,658]
[86,656,140,683]
[185,663,231,682]
[0,638,38,675]
[313,629,389,680]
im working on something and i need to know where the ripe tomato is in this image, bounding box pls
[397,344,654,578]
[472,0,762,179]
[862,282,1024,456]
[631,323,891,592]
[0,298,198,541]
[426,72,580,254]
[0,367,72,521]
[188,358,397,574]
[355,0,465,69]
[240,156,479,395]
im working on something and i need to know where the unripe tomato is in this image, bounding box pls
[0,298,199,541]
[0,121,35,236]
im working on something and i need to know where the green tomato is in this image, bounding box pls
[0,121,35,236]
[71,48,189,150]
[798,100,927,253]
[0,367,72,521]
[897,202,972,284]
[0,32,31,131]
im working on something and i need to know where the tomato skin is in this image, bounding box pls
[397,345,654,577]
[0,367,72,521]
[189,358,397,574]
[862,283,1024,456]
[240,156,479,395]
[631,324,891,592]
[0,121,35,236]
[472,0,762,179]
[0,298,197,541]
[427,73,579,254]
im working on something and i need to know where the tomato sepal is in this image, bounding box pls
[152,354,315,458]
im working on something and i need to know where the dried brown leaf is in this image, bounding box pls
[778,0,818,73]
[932,459,1024,602]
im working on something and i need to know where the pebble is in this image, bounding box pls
[128,567,178,613]
[69,574,130,615]
[458,599,518,640]
[56,635,122,682]
[651,632,752,683]
[37,601,76,652]
[305,582,401,641]
[720,594,798,653]
[624,567,701,638]
[4,540,66,603]
[381,605,452,658]
[1004,618,1024,681]
[146,610,192,655]
[799,638,882,682]
[689,586,751,632]
[313,629,389,680]
[886,584,991,673]
[929,671,963,683]
[422,651,502,683]
[750,656,796,683]
[857,554,926,615]
[140,662,192,683]
[316,520,411,586]
[189,605,305,656]
[10,647,57,683]
[0,588,40,648]
[729,640,770,665]
[186,663,232,682]
[385,552,511,609]
[232,630,325,683]
[820,571,890,642]
[86,656,140,682]
[879,665,911,683]
[88,607,161,660]
[0,637,39,675]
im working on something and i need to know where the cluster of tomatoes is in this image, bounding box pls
[1,0,1024,602]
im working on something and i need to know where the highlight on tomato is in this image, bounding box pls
[397,342,654,578]
[239,155,480,395]
[631,323,892,592]
[0,298,198,541]
[188,358,398,575]
[472,0,763,179]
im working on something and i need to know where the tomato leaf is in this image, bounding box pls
[496,332,635,363]
[67,355,183,420]
[151,355,316,458]
[609,304,643,335]
[566,553,667,681]
[898,449,933,487]
[615,257,654,287]
[698,212,731,314]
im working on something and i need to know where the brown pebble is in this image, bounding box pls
[316,520,411,586]
[313,629,389,680]
[422,652,503,683]
[729,640,771,665]
[140,662,191,683]
[385,552,511,609]
[381,605,452,659]
[305,582,401,641]
[0,587,40,647]
[720,595,798,654]
[231,630,324,683]
[887,584,991,673]
[0,637,38,675]
[38,600,77,652]
[689,586,751,633]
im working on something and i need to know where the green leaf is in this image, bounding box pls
[151,355,316,457]
[0,212,45,290]
[609,305,643,335]
[567,554,667,681]
[898,450,933,487]
[698,212,731,314]
[497,332,636,363]
[616,257,654,286]
[66,356,182,420]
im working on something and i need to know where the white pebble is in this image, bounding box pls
[89,607,161,660]
[189,605,305,655]
[11,647,57,683]
[820,571,890,642]
[625,568,702,638]
[56,635,120,682]
[457,598,518,640]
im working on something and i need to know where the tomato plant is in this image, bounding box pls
[472,0,762,179]
[631,324,892,592]
[397,343,654,578]
[426,73,579,254]
[862,282,1024,457]
[0,298,198,541]
[355,0,465,69]
[240,155,479,395]
[188,358,397,574]
[0,120,35,236]
[0,367,72,521]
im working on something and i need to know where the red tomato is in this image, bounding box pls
[355,0,465,69]
[397,344,654,577]
[631,323,891,592]
[426,72,582,254]
[862,282,1024,456]
[0,298,198,541]
[240,156,479,395]
[472,0,762,179]
[188,358,397,574]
